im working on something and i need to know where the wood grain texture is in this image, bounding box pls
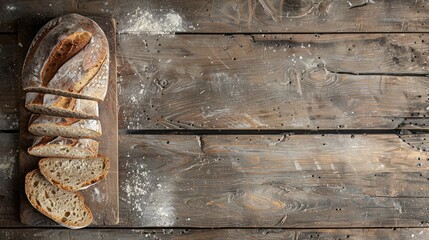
[1,0,429,33]
[117,34,429,130]
[18,16,119,226]
[1,228,429,240]
[116,134,429,227]
[0,134,19,226]
[115,0,429,33]
[0,35,19,130]
[0,0,76,33]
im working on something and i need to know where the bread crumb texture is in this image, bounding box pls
[26,170,92,228]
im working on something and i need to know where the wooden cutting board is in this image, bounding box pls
[18,16,119,226]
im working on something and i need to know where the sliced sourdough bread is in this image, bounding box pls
[28,136,98,158]
[39,155,110,191]
[22,13,109,101]
[29,114,102,139]
[25,169,93,229]
[25,92,99,119]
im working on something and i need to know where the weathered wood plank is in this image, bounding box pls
[116,134,429,227]
[1,133,429,227]
[0,35,19,130]
[1,0,428,33]
[115,0,429,33]
[0,0,76,32]
[1,228,429,240]
[117,34,429,130]
[0,133,19,226]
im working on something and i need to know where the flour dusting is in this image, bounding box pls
[121,158,176,224]
[91,187,105,203]
[0,108,18,129]
[121,7,189,34]
[6,5,16,12]
[0,149,16,179]
[121,161,151,213]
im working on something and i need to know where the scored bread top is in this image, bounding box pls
[39,155,110,192]
[22,14,88,76]
[78,54,109,100]
[25,169,93,229]
[22,13,109,101]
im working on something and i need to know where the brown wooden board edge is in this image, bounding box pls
[17,16,119,226]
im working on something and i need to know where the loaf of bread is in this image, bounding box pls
[25,169,93,229]
[28,136,98,158]
[23,14,113,229]
[22,13,109,101]
[39,156,110,192]
[25,92,99,119]
[29,114,102,139]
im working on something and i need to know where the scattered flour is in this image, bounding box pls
[0,149,16,179]
[0,108,18,130]
[6,5,16,12]
[120,7,188,34]
[121,159,176,224]
[121,161,151,213]
[91,187,105,203]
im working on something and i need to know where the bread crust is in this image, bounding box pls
[28,136,99,158]
[25,92,99,119]
[39,155,110,192]
[22,13,109,101]
[28,114,102,138]
[25,169,93,229]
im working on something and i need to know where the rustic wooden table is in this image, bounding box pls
[1,0,429,239]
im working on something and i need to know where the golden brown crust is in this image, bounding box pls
[22,13,109,101]
[25,169,93,228]
[25,92,99,119]
[29,114,80,126]
[41,31,92,86]
[28,114,102,139]
[28,136,99,158]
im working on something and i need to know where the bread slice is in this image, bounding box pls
[22,13,109,101]
[39,155,110,192]
[28,136,98,158]
[29,114,102,139]
[25,169,93,229]
[25,92,99,119]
